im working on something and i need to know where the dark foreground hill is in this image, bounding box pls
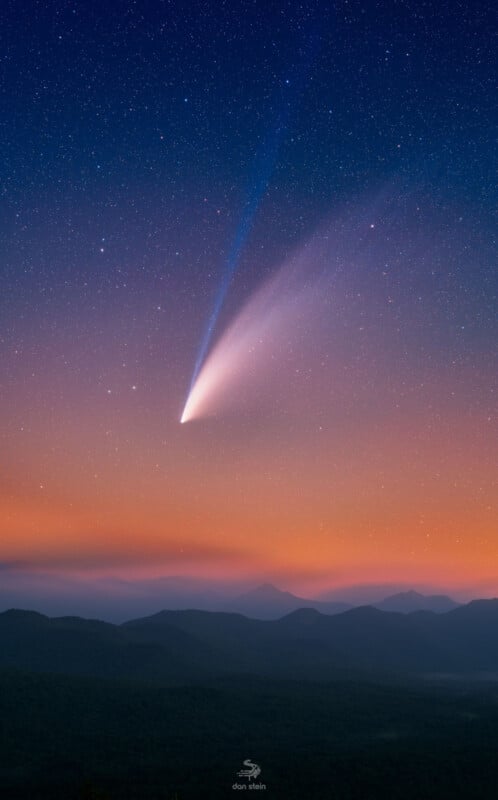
[2,603,498,799]
[2,600,498,682]
[1,669,498,799]
[0,608,218,683]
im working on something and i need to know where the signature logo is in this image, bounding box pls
[237,759,262,781]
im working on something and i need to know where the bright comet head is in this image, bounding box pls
[178,239,330,424]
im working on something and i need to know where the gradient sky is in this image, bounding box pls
[1,0,496,599]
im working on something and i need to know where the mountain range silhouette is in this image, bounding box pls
[2,597,498,683]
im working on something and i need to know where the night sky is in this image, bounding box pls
[1,0,496,598]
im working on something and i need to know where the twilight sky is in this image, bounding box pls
[1,0,496,599]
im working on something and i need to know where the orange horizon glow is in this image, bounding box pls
[2,204,495,604]
[2,396,495,599]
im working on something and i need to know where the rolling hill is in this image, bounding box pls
[2,599,498,683]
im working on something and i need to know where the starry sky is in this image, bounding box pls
[1,0,496,598]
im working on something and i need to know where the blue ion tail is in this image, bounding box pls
[186,125,282,400]
[184,28,320,414]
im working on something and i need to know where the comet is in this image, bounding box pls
[180,234,331,423]
[180,187,398,424]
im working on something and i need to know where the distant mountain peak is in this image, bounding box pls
[374,591,459,614]
[250,583,286,594]
[234,583,302,603]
